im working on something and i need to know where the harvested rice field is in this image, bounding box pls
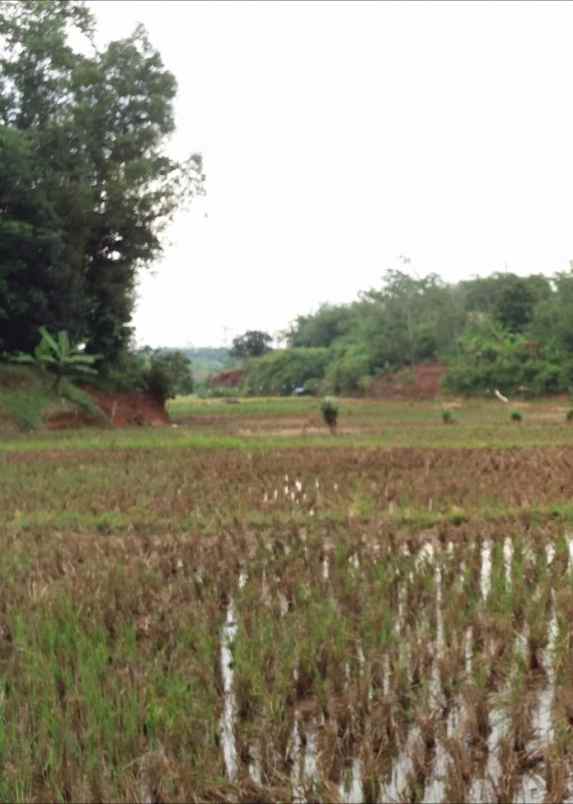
[4,396,573,802]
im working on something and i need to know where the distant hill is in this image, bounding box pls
[178,347,240,382]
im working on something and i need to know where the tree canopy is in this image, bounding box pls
[244,264,573,397]
[230,330,273,359]
[0,0,204,361]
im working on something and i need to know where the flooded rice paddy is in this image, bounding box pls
[211,480,573,802]
[6,440,573,801]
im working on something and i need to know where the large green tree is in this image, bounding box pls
[357,270,465,369]
[0,0,204,360]
[0,126,66,351]
[287,303,356,348]
[459,273,552,334]
[230,330,273,359]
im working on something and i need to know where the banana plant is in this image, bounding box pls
[9,327,101,392]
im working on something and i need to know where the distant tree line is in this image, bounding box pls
[238,268,573,397]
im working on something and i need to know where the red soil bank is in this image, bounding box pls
[47,389,170,429]
[369,363,447,400]
[209,369,245,389]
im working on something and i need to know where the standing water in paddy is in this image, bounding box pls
[223,532,573,800]
[220,597,239,782]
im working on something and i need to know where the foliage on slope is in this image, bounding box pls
[242,267,573,397]
[0,365,105,431]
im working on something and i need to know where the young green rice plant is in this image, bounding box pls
[11,418,573,798]
[488,544,514,621]
[406,736,430,803]
[543,746,570,804]
[235,602,297,732]
[0,529,232,802]
[444,736,475,804]
[525,599,550,675]
[490,734,520,804]
[507,672,536,755]
[510,539,528,627]
[566,409,573,423]
[511,410,523,423]
[361,770,383,804]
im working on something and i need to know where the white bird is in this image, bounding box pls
[494,389,509,404]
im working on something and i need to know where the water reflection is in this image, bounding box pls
[219,536,570,802]
[220,598,238,782]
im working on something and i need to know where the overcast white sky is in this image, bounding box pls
[89,0,573,348]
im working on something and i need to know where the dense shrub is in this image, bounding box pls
[444,321,570,396]
[97,352,149,393]
[143,351,194,402]
[97,349,193,402]
[320,397,339,433]
[323,346,372,394]
[243,348,332,396]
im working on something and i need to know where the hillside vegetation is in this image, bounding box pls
[237,267,573,398]
[0,365,108,432]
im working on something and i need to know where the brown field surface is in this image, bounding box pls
[2,396,573,801]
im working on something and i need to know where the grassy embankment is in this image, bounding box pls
[3,392,573,799]
[0,365,105,433]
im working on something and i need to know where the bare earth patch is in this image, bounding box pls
[80,388,170,428]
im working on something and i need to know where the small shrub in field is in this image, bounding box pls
[511,410,523,423]
[566,409,573,423]
[448,505,468,526]
[441,409,454,425]
[320,397,339,434]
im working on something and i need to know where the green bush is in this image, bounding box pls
[527,362,561,395]
[510,410,523,423]
[566,409,573,423]
[445,349,568,397]
[244,348,332,396]
[441,409,454,425]
[144,351,194,402]
[320,397,339,433]
[323,346,372,394]
[97,349,193,402]
[96,351,148,393]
